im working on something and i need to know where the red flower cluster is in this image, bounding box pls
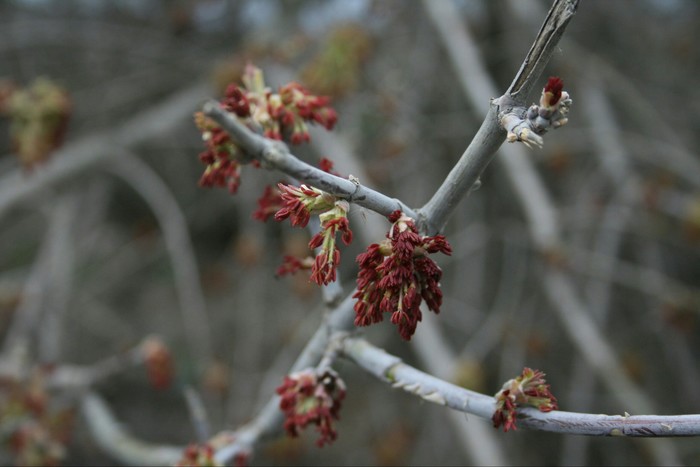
[0,368,75,466]
[318,157,340,175]
[175,443,220,467]
[272,82,338,144]
[254,158,340,223]
[194,112,243,193]
[353,211,452,340]
[226,64,337,144]
[276,369,346,447]
[142,336,174,391]
[222,84,251,118]
[492,367,558,432]
[194,64,337,195]
[252,185,283,222]
[274,184,352,285]
[308,202,353,285]
[276,255,314,277]
[274,183,335,227]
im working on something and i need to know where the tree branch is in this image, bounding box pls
[201,101,417,220]
[419,0,578,235]
[342,337,700,437]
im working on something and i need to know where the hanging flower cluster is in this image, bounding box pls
[175,443,221,467]
[502,76,572,149]
[492,367,558,432]
[273,183,353,285]
[274,183,336,227]
[236,64,338,142]
[194,111,245,193]
[0,77,71,169]
[353,211,452,340]
[194,64,337,194]
[252,159,338,223]
[308,201,352,285]
[276,368,346,447]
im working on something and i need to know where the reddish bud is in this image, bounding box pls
[543,76,564,107]
[492,367,558,432]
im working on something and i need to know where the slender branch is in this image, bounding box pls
[422,0,682,449]
[80,392,184,466]
[342,337,700,437]
[183,385,212,442]
[38,192,79,364]
[1,200,59,360]
[106,152,213,370]
[214,293,358,464]
[419,0,578,235]
[507,0,579,102]
[46,346,145,390]
[411,312,507,465]
[202,101,417,220]
[418,110,504,234]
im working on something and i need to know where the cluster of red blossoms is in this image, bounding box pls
[276,369,346,447]
[353,211,452,340]
[194,64,337,194]
[273,183,353,286]
[175,443,220,467]
[492,367,558,432]
[194,112,244,193]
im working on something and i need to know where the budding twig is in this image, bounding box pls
[341,337,700,437]
[202,101,417,220]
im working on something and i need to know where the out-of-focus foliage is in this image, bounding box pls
[0,77,70,168]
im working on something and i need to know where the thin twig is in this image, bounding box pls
[80,392,184,466]
[106,152,213,369]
